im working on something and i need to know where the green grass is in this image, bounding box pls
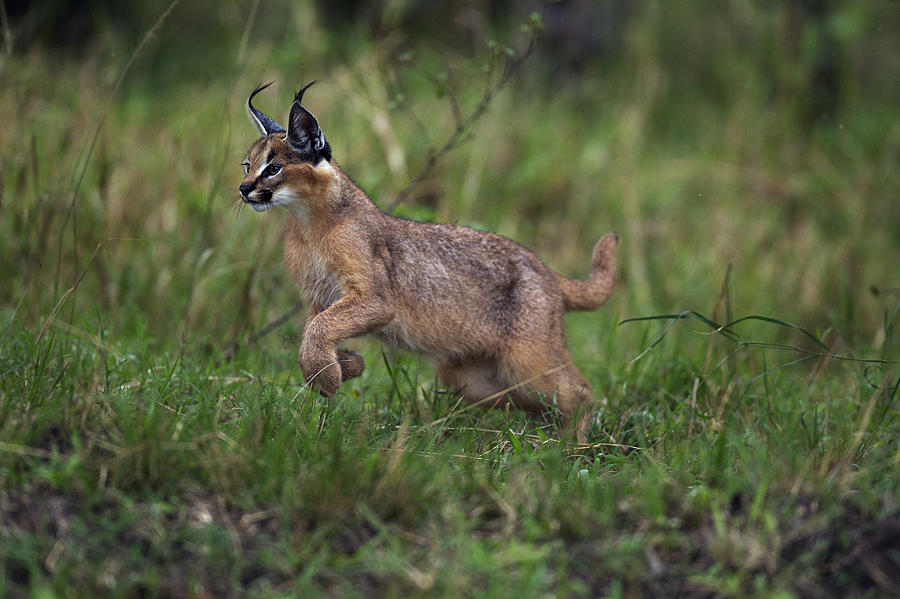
[1,1,899,597]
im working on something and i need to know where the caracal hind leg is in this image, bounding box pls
[436,360,525,410]
[558,367,595,443]
[437,355,595,442]
[533,366,594,443]
[500,346,595,442]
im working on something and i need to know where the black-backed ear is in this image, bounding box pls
[286,81,332,163]
[247,82,286,136]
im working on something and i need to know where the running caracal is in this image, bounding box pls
[238,81,618,440]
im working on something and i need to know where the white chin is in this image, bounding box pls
[249,201,271,212]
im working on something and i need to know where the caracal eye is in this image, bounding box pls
[265,164,281,177]
[242,162,250,175]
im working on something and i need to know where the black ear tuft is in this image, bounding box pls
[247,82,286,136]
[294,80,318,105]
[286,81,332,163]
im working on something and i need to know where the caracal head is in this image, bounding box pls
[239,81,336,213]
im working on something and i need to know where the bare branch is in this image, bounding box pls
[219,299,305,364]
[386,36,540,213]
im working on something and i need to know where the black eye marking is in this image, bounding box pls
[242,162,250,175]
[264,164,281,177]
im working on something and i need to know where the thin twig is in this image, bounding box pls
[219,299,304,364]
[386,36,540,212]
[37,242,105,344]
[243,299,305,344]
[0,441,53,459]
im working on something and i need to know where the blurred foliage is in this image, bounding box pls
[1,0,898,348]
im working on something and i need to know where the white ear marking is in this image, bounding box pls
[247,105,267,136]
[314,158,334,171]
[246,82,285,136]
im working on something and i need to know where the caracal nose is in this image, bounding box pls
[239,182,254,197]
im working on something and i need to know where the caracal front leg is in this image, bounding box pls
[302,307,367,385]
[335,348,365,381]
[299,294,394,397]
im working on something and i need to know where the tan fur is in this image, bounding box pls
[240,132,618,441]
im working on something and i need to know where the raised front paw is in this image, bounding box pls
[336,348,365,381]
[299,348,342,397]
